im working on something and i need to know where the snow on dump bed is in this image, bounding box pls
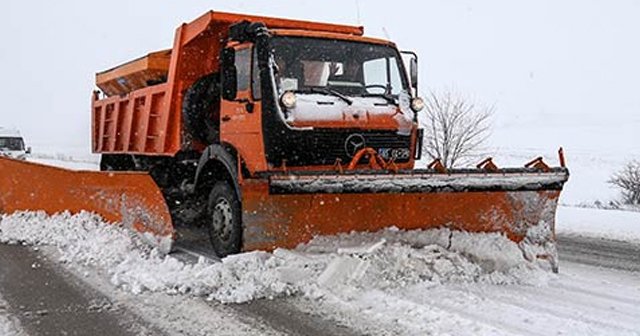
[0,211,553,304]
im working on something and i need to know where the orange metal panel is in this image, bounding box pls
[93,105,103,152]
[145,91,167,153]
[91,84,170,155]
[129,96,145,152]
[162,25,187,156]
[220,95,268,172]
[271,29,393,46]
[107,101,122,151]
[137,93,153,153]
[179,11,363,46]
[0,157,173,248]
[241,179,561,252]
[102,103,115,152]
[117,98,135,151]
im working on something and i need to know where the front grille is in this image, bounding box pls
[301,129,412,166]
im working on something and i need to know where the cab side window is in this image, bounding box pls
[252,47,261,100]
[235,48,251,92]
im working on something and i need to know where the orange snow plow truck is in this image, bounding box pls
[0,11,568,264]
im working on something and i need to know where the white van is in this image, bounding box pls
[0,128,30,160]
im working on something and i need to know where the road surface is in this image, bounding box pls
[557,234,640,272]
[0,235,638,335]
[0,244,162,336]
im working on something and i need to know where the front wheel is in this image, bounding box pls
[206,181,242,257]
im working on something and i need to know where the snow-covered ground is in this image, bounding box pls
[557,206,640,243]
[1,210,639,335]
[27,152,99,171]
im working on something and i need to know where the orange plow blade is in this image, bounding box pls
[242,168,569,269]
[0,157,173,252]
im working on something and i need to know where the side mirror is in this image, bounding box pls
[221,47,237,101]
[401,51,419,93]
[409,57,418,90]
[26,146,31,154]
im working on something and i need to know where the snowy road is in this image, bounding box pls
[0,244,160,336]
[423,246,640,335]
[557,234,640,273]
[1,231,638,335]
[0,244,363,336]
[274,236,640,336]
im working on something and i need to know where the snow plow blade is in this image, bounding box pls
[242,167,569,267]
[0,157,173,252]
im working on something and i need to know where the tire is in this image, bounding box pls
[182,73,221,144]
[206,181,242,257]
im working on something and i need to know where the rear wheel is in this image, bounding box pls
[206,181,242,257]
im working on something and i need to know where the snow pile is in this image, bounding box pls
[298,228,553,289]
[0,311,21,336]
[0,211,553,304]
[0,295,23,336]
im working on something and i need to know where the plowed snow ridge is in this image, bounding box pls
[0,211,551,303]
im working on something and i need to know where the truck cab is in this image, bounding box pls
[216,23,424,174]
[0,128,29,160]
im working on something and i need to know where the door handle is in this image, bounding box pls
[221,115,231,122]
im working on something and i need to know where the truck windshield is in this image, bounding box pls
[271,36,408,98]
[0,137,24,151]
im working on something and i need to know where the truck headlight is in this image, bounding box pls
[410,97,425,112]
[280,91,297,109]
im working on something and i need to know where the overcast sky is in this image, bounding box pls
[1,0,638,158]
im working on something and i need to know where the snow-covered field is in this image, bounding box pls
[27,151,99,171]
[557,206,640,243]
[1,210,639,335]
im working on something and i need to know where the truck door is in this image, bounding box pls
[220,43,267,172]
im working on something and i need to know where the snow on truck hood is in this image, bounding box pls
[285,92,415,134]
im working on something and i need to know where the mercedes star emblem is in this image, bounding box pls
[345,134,366,157]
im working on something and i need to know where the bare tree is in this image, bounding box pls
[609,160,640,205]
[420,90,493,168]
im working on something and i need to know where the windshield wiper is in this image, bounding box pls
[296,87,353,105]
[361,93,398,106]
